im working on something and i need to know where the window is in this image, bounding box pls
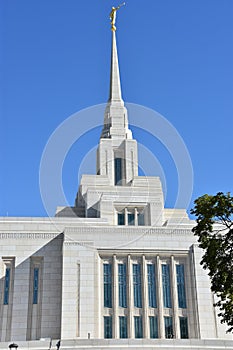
[128,213,135,225]
[162,264,172,308]
[3,268,11,305]
[33,268,39,304]
[147,264,156,308]
[119,316,128,338]
[118,213,125,225]
[138,212,145,226]
[104,316,112,338]
[115,158,122,185]
[164,316,173,338]
[134,316,143,338]
[176,264,187,308]
[149,316,158,338]
[104,264,112,308]
[133,264,142,308]
[118,263,127,307]
[180,317,189,339]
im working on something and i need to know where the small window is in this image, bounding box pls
[119,316,128,338]
[138,212,145,226]
[33,268,39,304]
[118,213,125,225]
[134,316,143,338]
[164,316,173,338]
[115,158,122,185]
[3,268,11,305]
[149,316,158,338]
[128,213,135,225]
[104,316,112,338]
[180,317,189,339]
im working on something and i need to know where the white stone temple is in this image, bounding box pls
[0,14,232,350]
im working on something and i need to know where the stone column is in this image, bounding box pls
[157,255,165,338]
[113,255,118,338]
[127,255,133,338]
[171,256,179,338]
[142,255,149,338]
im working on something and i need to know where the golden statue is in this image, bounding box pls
[110,3,125,31]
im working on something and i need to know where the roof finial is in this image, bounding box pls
[109,3,125,31]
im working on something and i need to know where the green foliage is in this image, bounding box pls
[191,192,233,333]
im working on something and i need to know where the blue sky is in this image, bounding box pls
[1,0,233,217]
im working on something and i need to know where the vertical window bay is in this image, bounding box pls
[33,268,39,304]
[104,264,112,308]
[3,268,11,305]
[164,316,173,338]
[147,264,156,308]
[133,263,142,308]
[134,316,143,338]
[162,264,172,308]
[118,263,127,307]
[176,264,187,308]
[180,317,189,339]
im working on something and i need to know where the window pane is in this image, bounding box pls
[115,158,122,185]
[180,317,189,339]
[147,264,156,308]
[128,213,135,226]
[133,264,142,308]
[4,268,11,305]
[134,316,143,338]
[118,213,125,225]
[33,268,39,304]
[138,213,145,226]
[164,316,173,339]
[104,264,112,308]
[149,316,158,338]
[162,264,172,308]
[176,264,187,308]
[104,316,112,338]
[119,316,128,338]
[118,264,127,307]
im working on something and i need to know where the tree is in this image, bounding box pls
[191,192,233,333]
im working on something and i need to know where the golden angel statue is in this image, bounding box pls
[110,3,125,31]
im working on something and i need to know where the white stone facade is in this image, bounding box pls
[0,26,232,350]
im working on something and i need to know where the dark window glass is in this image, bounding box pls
[115,158,122,185]
[138,213,145,226]
[128,213,135,225]
[176,264,187,308]
[104,264,112,308]
[119,316,128,338]
[147,264,156,308]
[133,264,142,308]
[3,268,11,305]
[33,268,39,304]
[162,264,172,308]
[118,264,127,307]
[118,213,125,225]
[134,316,143,338]
[180,317,189,339]
[104,316,112,338]
[149,316,158,338]
[164,316,173,338]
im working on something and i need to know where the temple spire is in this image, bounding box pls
[108,30,123,102]
[101,4,132,140]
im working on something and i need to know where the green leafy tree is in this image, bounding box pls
[191,192,233,333]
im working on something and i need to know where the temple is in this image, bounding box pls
[0,9,232,350]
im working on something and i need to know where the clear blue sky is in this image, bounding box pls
[1,0,233,217]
